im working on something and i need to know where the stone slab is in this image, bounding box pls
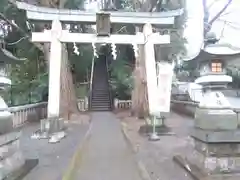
[194,139,240,156]
[191,128,240,143]
[195,108,238,130]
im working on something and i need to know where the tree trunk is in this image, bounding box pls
[131,45,149,118]
[59,44,79,119]
[130,0,150,118]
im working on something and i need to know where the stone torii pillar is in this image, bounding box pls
[46,20,63,118]
[31,20,65,142]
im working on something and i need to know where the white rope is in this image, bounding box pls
[73,42,79,55]
[132,43,138,58]
[111,43,117,60]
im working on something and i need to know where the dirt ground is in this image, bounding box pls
[69,112,91,125]
[116,110,195,180]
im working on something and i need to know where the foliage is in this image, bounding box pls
[119,0,134,11]
[75,84,88,98]
[168,0,187,63]
[64,0,84,9]
[109,56,133,100]
[68,44,93,82]
[226,66,240,88]
[6,39,48,105]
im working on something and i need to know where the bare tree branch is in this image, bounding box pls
[208,0,233,25]
[0,12,44,52]
[203,0,233,37]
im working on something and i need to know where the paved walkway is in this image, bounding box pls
[73,112,142,180]
[20,121,89,180]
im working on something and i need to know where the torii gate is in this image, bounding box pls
[16,2,183,118]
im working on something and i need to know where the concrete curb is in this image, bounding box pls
[61,122,92,180]
[121,122,152,180]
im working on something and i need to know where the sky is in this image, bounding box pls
[184,0,240,60]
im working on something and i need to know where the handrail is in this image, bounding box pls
[105,56,113,109]
[0,102,47,112]
[89,57,95,92]
[88,56,95,109]
[0,102,48,128]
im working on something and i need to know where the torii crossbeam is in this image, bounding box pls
[16,2,183,25]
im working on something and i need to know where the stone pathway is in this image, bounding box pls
[20,121,89,180]
[73,112,142,180]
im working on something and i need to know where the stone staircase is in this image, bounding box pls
[90,57,112,111]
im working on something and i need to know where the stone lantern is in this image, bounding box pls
[0,45,29,179]
[174,48,240,179]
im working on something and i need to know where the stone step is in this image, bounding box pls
[92,93,109,96]
[91,99,110,102]
[91,101,110,105]
[91,106,111,109]
[92,90,109,93]
[90,107,111,111]
[92,93,110,96]
[92,94,109,97]
[91,101,111,105]
[91,104,111,107]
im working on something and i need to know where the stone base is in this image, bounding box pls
[191,149,240,174]
[139,125,174,136]
[174,155,240,180]
[195,108,237,130]
[174,136,240,179]
[140,116,175,135]
[40,117,64,134]
[194,138,240,156]
[192,128,240,143]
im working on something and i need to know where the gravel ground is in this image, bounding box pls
[117,111,195,180]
